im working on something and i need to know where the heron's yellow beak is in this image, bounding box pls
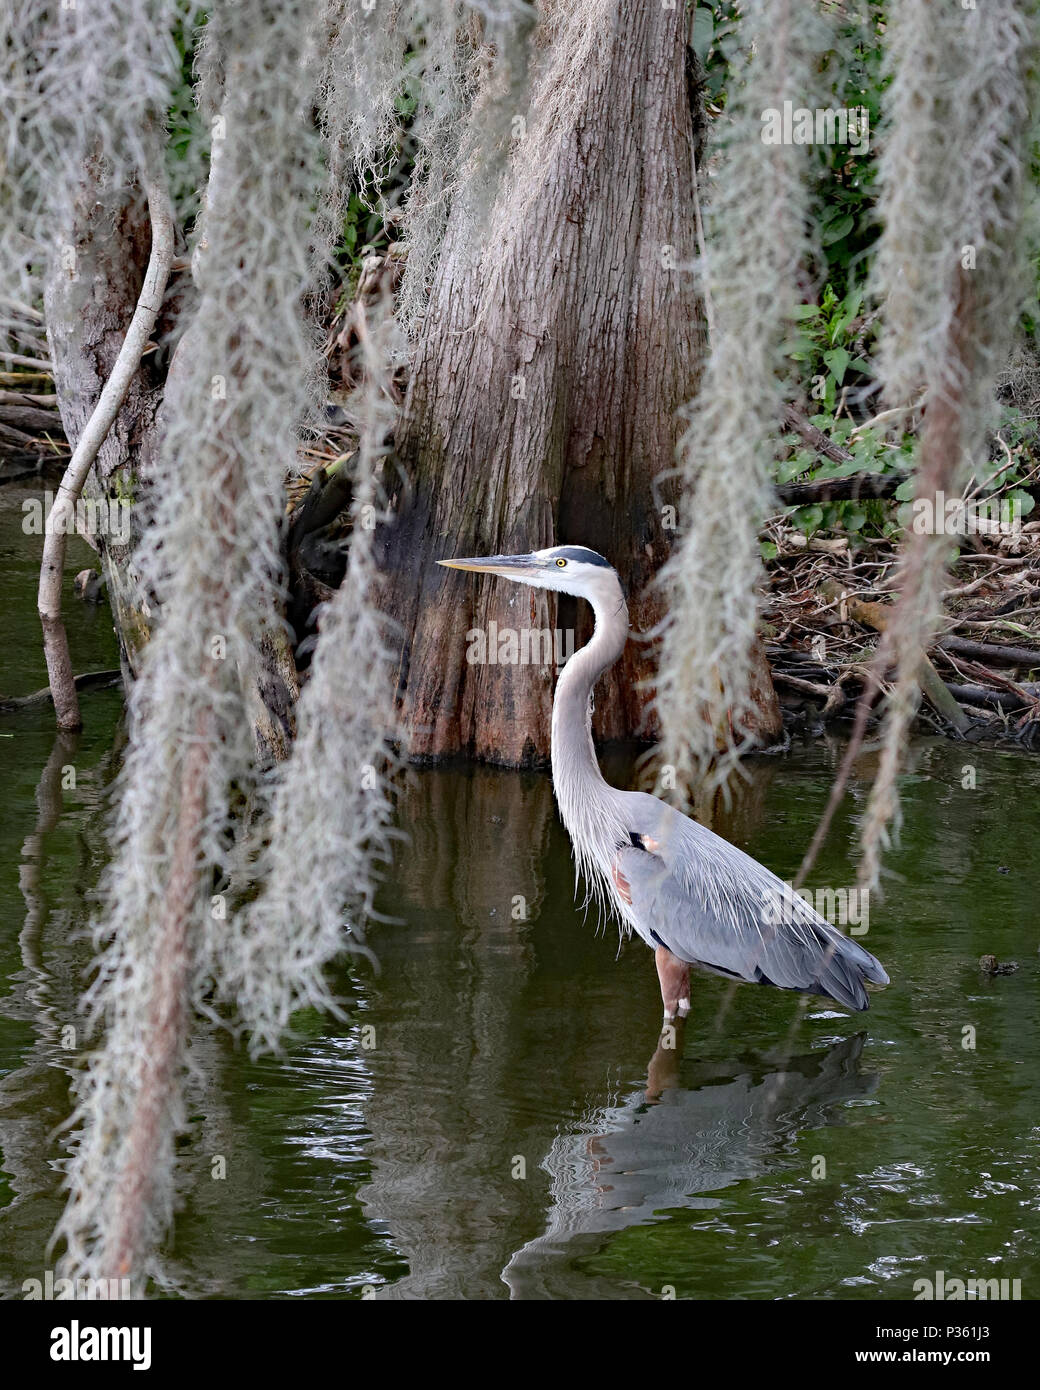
[437,553,540,578]
[436,558,495,573]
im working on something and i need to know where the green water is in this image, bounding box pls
[1,484,1039,1299]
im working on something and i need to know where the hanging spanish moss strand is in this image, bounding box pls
[394,5,486,332]
[233,299,402,1053]
[858,0,1039,893]
[445,0,536,246]
[316,1,534,336]
[53,0,332,1288]
[219,0,535,1053]
[0,0,189,305]
[656,0,827,801]
[466,0,612,326]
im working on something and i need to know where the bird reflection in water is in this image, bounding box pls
[501,1031,876,1299]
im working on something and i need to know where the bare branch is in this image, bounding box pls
[37,145,174,730]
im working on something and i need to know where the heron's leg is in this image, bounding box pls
[655,947,691,1021]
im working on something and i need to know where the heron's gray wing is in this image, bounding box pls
[614,824,888,1011]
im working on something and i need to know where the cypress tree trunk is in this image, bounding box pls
[382,3,780,766]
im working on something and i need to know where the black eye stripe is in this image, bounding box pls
[552,546,612,568]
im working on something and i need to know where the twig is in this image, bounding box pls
[1,351,54,371]
[38,146,174,731]
[781,404,855,465]
[849,398,924,438]
[691,145,714,341]
[793,663,885,890]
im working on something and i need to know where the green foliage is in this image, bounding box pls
[335,191,392,296]
[889,405,1038,529]
[699,2,886,294]
[789,282,875,413]
[166,8,209,229]
[810,2,886,290]
[775,400,1040,545]
[332,73,419,299]
[690,6,714,67]
[779,416,912,540]
[693,2,741,107]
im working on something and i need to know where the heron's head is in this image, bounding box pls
[437,545,621,604]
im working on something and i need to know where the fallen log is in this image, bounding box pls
[776,471,903,506]
[0,371,53,386]
[0,669,122,713]
[945,682,1038,712]
[0,420,36,448]
[0,389,58,406]
[773,671,835,700]
[0,402,65,432]
[1,351,54,372]
[772,670,847,717]
[937,635,1040,670]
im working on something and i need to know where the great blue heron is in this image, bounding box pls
[438,545,889,1021]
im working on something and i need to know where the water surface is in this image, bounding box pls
[1,488,1038,1299]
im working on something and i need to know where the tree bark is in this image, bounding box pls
[381,3,714,766]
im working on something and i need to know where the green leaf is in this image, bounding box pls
[821,215,854,246]
[1006,488,1036,517]
[842,289,864,320]
[830,457,869,478]
[894,479,916,502]
[823,346,851,384]
[793,303,822,319]
[777,456,810,485]
[690,8,713,61]
[760,541,779,562]
[795,504,824,534]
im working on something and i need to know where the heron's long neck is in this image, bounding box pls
[550,591,629,826]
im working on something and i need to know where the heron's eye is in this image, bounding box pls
[556,558,567,568]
